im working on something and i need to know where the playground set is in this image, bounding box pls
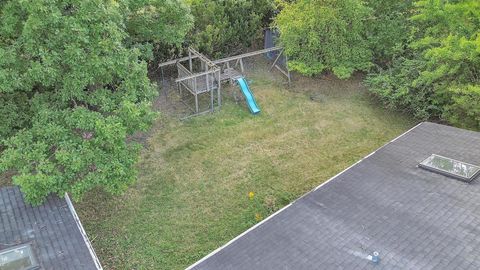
[158,35,291,117]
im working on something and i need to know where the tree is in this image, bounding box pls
[187,0,275,58]
[125,0,193,61]
[0,0,189,204]
[274,0,372,78]
[366,0,480,129]
[127,0,192,45]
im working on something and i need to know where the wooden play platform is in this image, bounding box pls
[158,46,290,117]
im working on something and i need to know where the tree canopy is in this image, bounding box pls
[126,0,193,61]
[274,0,372,78]
[275,0,480,130]
[366,0,480,128]
[187,0,274,58]
[0,0,191,204]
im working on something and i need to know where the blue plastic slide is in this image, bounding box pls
[237,77,260,114]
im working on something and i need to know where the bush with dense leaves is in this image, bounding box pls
[365,0,413,66]
[126,0,193,62]
[187,0,274,58]
[445,85,480,129]
[274,0,372,78]
[366,0,480,129]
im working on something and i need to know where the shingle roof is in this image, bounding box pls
[0,186,101,270]
[188,122,480,270]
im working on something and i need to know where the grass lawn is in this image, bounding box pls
[76,63,415,269]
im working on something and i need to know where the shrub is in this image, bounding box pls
[444,85,480,130]
[366,0,480,129]
[126,0,193,62]
[274,0,372,78]
[364,0,413,66]
[187,0,274,58]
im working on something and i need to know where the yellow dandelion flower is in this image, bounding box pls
[255,213,263,221]
[248,191,255,200]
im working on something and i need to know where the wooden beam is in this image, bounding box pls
[194,76,197,94]
[180,109,213,120]
[188,51,193,72]
[217,69,222,108]
[158,55,199,68]
[285,55,291,85]
[208,74,213,112]
[188,47,217,68]
[159,46,283,68]
[195,93,199,113]
[213,47,283,64]
[274,64,289,78]
[269,49,284,71]
[239,58,244,73]
[175,69,219,83]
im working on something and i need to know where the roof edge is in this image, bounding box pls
[185,121,425,270]
[65,193,103,270]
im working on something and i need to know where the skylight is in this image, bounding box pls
[0,244,38,270]
[419,154,480,182]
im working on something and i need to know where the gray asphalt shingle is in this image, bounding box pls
[189,122,480,270]
[0,186,100,269]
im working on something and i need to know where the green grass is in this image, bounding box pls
[76,66,415,269]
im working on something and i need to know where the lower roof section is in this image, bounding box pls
[0,186,101,270]
[188,122,480,270]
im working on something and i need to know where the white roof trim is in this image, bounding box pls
[65,193,103,270]
[186,122,424,270]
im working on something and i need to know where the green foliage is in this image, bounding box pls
[187,0,274,57]
[444,85,480,129]
[366,0,480,129]
[0,0,160,204]
[126,0,193,61]
[0,93,31,139]
[365,56,442,119]
[365,0,413,65]
[274,0,372,78]
[127,0,193,45]
[410,0,480,87]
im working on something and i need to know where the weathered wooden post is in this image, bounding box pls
[188,51,193,72]
[217,69,222,108]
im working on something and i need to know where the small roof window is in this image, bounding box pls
[0,244,39,270]
[419,154,480,182]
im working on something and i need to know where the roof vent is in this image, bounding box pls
[419,154,480,182]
